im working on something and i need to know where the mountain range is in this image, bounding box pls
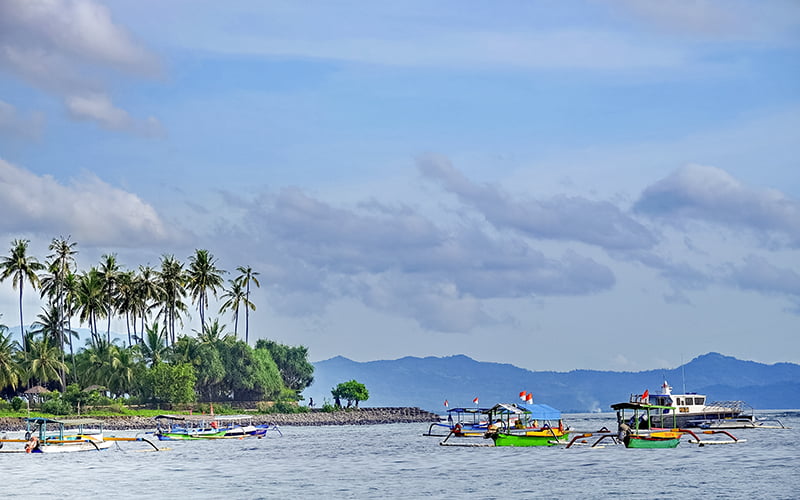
[305,352,800,413]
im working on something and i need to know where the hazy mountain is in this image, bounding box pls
[305,352,800,413]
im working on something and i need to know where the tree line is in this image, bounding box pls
[0,237,314,406]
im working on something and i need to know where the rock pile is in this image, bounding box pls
[0,407,439,431]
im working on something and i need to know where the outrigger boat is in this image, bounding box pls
[0,417,160,453]
[481,403,570,447]
[153,414,281,440]
[423,407,491,437]
[214,415,282,438]
[563,399,746,449]
[153,415,227,441]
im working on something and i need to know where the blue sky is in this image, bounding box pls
[0,0,798,372]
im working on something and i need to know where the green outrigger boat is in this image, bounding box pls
[484,403,570,447]
[611,401,682,448]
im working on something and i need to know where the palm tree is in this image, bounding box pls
[0,324,22,392]
[136,322,167,368]
[47,235,77,373]
[187,249,226,335]
[219,279,244,337]
[115,270,136,347]
[24,334,69,391]
[157,255,187,345]
[78,337,120,391]
[0,239,45,352]
[76,268,107,344]
[62,271,80,381]
[235,265,260,345]
[98,254,121,342]
[133,265,161,342]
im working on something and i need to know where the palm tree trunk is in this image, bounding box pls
[18,280,25,352]
[245,283,250,345]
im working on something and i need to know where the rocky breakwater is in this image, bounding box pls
[0,407,440,431]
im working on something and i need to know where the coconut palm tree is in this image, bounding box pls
[133,265,161,342]
[235,265,260,345]
[136,322,167,368]
[46,236,77,371]
[24,334,69,391]
[187,249,226,335]
[157,255,188,345]
[219,279,245,338]
[0,324,22,392]
[76,268,107,344]
[115,270,136,347]
[98,254,121,342]
[0,239,45,352]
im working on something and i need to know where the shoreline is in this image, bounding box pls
[0,407,440,431]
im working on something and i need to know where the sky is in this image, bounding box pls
[0,0,798,373]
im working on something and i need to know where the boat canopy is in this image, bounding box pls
[611,402,674,411]
[487,403,562,420]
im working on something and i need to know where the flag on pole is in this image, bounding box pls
[473,397,479,405]
[444,399,449,407]
[210,402,214,416]
[519,391,527,401]
[642,389,649,402]
[526,393,533,404]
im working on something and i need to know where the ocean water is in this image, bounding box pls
[1,411,798,499]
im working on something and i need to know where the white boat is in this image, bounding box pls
[21,417,111,453]
[638,380,747,428]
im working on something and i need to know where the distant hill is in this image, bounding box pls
[304,352,800,413]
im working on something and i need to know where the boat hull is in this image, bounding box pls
[492,431,569,447]
[34,439,112,453]
[624,435,680,449]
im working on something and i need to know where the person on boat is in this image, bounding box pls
[618,421,632,441]
[25,436,39,453]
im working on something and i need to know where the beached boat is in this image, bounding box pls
[483,403,570,447]
[638,380,747,428]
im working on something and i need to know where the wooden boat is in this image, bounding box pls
[608,401,745,448]
[214,415,282,438]
[0,418,112,453]
[483,403,570,447]
[153,415,227,441]
[423,407,491,437]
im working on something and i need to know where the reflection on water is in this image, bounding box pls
[1,411,799,499]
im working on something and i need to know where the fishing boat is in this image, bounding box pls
[0,417,112,453]
[153,415,227,441]
[423,407,491,437]
[214,415,282,438]
[638,380,747,428]
[482,403,570,447]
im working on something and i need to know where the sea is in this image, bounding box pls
[2,411,799,499]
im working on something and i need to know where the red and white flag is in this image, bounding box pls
[473,397,479,405]
[526,393,533,404]
[642,389,649,402]
[444,399,449,407]
[519,391,527,401]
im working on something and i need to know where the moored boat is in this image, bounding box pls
[483,402,570,447]
[423,407,491,437]
[0,418,112,453]
[638,380,747,428]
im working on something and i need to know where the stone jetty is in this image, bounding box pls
[0,407,440,431]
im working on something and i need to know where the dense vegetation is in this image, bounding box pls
[0,236,315,413]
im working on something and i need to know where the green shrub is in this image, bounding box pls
[10,396,24,411]
[321,400,336,413]
[41,397,73,416]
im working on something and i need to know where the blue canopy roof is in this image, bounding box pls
[517,403,562,420]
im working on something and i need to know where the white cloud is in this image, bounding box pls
[65,93,163,135]
[0,158,173,247]
[634,164,800,247]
